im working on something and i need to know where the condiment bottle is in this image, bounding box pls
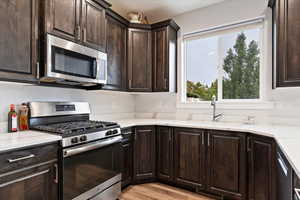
[19,103,29,131]
[8,104,18,132]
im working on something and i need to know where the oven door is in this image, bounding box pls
[62,136,122,200]
[46,34,107,84]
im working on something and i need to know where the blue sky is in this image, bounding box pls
[186,28,260,86]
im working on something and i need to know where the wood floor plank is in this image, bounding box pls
[119,183,215,200]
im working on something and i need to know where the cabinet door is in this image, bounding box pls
[81,0,106,51]
[157,127,173,182]
[133,126,156,183]
[207,131,246,199]
[104,15,127,90]
[121,142,133,188]
[0,0,38,82]
[47,0,81,41]
[174,128,205,189]
[152,27,168,92]
[128,29,152,92]
[276,0,300,86]
[248,136,276,200]
[0,163,58,200]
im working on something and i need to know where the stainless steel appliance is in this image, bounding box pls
[41,34,107,86]
[295,172,300,200]
[276,147,292,200]
[29,102,121,200]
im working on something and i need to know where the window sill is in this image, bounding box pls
[176,100,274,110]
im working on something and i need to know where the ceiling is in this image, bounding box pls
[107,0,226,23]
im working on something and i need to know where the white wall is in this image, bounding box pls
[135,0,300,126]
[0,82,135,132]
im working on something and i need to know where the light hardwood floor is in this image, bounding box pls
[119,183,215,200]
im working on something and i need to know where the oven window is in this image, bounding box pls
[52,46,97,78]
[63,143,121,200]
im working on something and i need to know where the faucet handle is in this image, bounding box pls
[212,95,216,101]
[211,95,216,105]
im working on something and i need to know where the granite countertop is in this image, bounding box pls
[114,118,300,178]
[0,131,62,153]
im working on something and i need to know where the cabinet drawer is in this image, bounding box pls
[0,143,58,174]
[0,162,58,200]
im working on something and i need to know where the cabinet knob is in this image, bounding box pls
[164,78,168,90]
[129,80,132,89]
[83,28,87,42]
[76,26,81,40]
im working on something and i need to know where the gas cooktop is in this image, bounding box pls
[29,102,121,147]
[32,120,119,136]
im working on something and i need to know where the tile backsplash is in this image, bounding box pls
[0,82,135,132]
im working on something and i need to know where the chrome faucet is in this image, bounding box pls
[211,95,223,121]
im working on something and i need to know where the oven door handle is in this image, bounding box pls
[63,136,122,158]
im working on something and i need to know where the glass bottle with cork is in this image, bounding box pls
[8,104,18,132]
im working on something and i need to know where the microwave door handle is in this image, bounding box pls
[93,59,97,79]
[104,60,107,83]
[96,59,107,83]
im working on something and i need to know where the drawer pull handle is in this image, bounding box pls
[8,154,35,163]
[54,164,58,184]
[0,169,49,188]
[295,188,300,200]
[138,130,152,133]
[123,132,133,135]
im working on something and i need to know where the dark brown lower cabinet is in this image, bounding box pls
[173,128,205,190]
[0,143,58,200]
[248,135,276,200]
[121,128,133,188]
[207,130,246,200]
[133,126,156,183]
[123,126,283,200]
[0,162,58,200]
[156,126,173,182]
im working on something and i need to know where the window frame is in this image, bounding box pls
[178,17,272,109]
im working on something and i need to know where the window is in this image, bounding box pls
[183,20,263,102]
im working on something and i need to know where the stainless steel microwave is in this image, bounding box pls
[41,34,107,86]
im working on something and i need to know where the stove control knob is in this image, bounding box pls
[80,135,87,142]
[71,137,79,144]
[106,130,112,136]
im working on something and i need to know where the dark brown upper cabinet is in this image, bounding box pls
[271,0,300,87]
[248,135,276,200]
[152,20,179,92]
[173,128,206,190]
[104,10,128,91]
[156,126,174,183]
[0,0,38,83]
[127,27,152,92]
[207,130,246,200]
[44,0,81,41]
[81,0,107,51]
[133,126,156,183]
[43,0,110,50]
[126,20,179,93]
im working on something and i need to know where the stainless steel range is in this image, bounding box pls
[29,102,122,200]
